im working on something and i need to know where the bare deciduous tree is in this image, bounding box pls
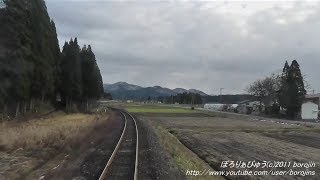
[247,73,281,107]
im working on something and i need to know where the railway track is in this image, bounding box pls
[99,109,139,180]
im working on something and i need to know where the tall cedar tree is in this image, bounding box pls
[61,40,103,111]
[60,38,82,111]
[286,60,306,118]
[278,61,290,110]
[28,0,60,103]
[279,60,306,118]
[1,0,104,116]
[80,45,104,110]
[50,20,62,102]
[89,45,104,100]
[0,0,60,117]
[0,0,33,116]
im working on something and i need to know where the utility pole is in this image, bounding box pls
[220,88,224,103]
[171,95,173,106]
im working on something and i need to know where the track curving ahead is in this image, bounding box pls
[99,109,139,180]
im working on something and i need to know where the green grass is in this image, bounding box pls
[125,105,194,113]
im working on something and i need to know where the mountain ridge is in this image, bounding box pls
[104,82,208,100]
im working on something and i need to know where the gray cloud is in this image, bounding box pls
[46,0,320,94]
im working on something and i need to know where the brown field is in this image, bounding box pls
[0,111,110,179]
[138,109,320,180]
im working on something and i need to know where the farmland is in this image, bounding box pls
[126,105,194,113]
[130,105,320,179]
[0,111,114,179]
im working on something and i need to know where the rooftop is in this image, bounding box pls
[306,93,320,99]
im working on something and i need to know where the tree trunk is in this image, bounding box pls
[29,99,33,112]
[41,91,45,103]
[65,97,69,112]
[86,98,89,112]
[70,96,73,112]
[259,101,262,113]
[4,104,7,120]
[23,102,27,114]
[15,102,20,118]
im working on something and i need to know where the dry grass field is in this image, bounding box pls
[0,111,109,179]
[1,112,97,151]
[138,108,320,180]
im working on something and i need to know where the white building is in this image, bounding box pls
[204,103,224,111]
[237,100,264,114]
[301,101,319,120]
[305,93,320,107]
[204,103,238,112]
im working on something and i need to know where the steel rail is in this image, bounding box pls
[126,111,139,180]
[98,109,139,180]
[98,111,127,180]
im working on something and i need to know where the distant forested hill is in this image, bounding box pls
[104,82,208,100]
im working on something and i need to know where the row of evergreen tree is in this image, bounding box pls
[164,92,203,104]
[0,0,104,118]
[60,39,104,112]
[278,60,306,118]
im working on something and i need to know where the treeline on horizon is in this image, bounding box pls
[122,93,254,105]
[0,0,104,118]
[141,93,252,105]
[155,92,203,104]
[202,94,255,104]
[162,93,254,105]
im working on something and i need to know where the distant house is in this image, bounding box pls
[237,100,250,114]
[305,93,320,107]
[204,103,238,112]
[126,100,133,103]
[301,101,318,120]
[204,103,224,111]
[301,93,320,120]
[237,100,264,114]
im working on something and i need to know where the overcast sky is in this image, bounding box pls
[46,0,320,95]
